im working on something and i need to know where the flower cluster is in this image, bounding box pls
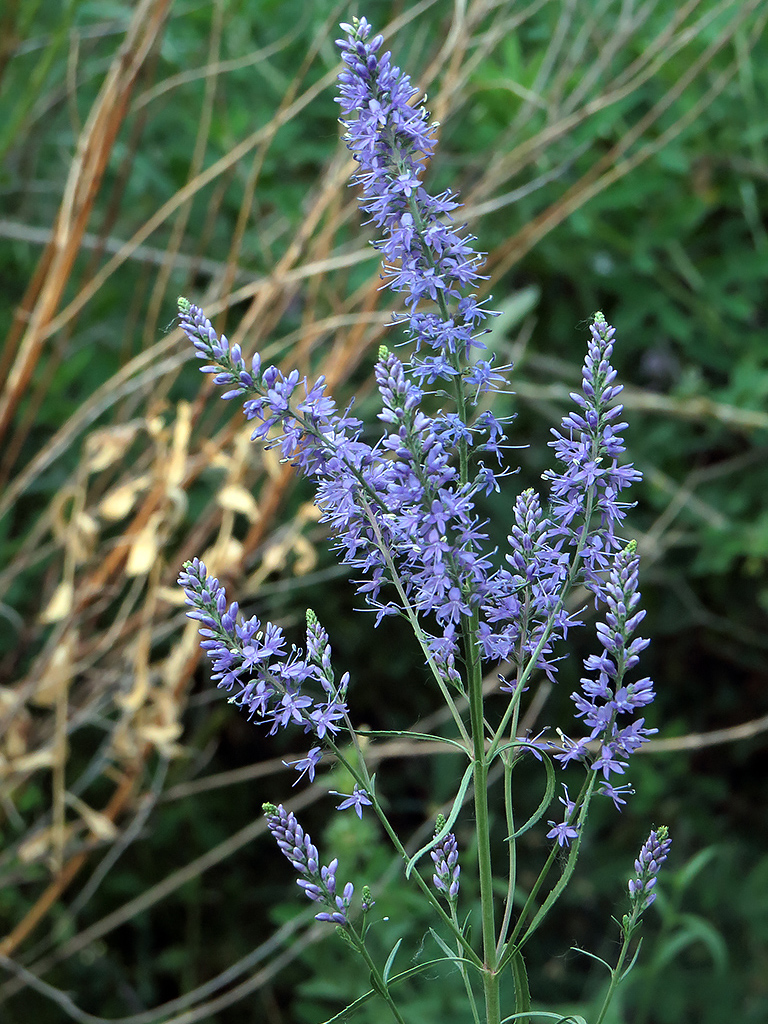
[431,815,461,901]
[478,314,641,679]
[177,16,654,815]
[178,559,349,754]
[555,541,656,795]
[171,20,670,1024]
[336,17,491,369]
[479,487,576,680]
[264,803,354,924]
[628,826,671,912]
[545,312,642,584]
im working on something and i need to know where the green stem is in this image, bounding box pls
[496,750,517,957]
[326,738,482,968]
[451,904,482,1024]
[345,923,409,1024]
[498,773,597,972]
[593,929,634,1024]
[466,608,501,1024]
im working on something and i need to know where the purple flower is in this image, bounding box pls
[628,826,671,911]
[480,487,576,679]
[331,784,372,819]
[263,802,355,925]
[598,781,635,811]
[283,746,323,785]
[430,815,460,900]
[546,785,580,848]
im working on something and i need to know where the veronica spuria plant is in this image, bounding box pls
[177,18,669,1024]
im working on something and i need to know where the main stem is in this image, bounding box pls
[467,608,500,1024]
[405,177,501,1020]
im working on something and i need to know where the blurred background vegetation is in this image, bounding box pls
[0,0,766,1021]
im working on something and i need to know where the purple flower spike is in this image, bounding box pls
[628,826,671,911]
[178,559,348,741]
[431,815,460,901]
[264,803,354,925]
[545,311,642,588]
[336,19,491,366]
[555,540,657,792]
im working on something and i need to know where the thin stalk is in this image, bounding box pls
[325,738,482,968]
[344,922,408,1024]
[592,926,635,1024]
[450,904,482,1024]
[466,607,501,1024]
[498,773,597,972]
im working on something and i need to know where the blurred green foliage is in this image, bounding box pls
[1,0,767,1022]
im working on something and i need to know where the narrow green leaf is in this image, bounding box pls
[507,752,556,840]
[510,947,531,1024]
[406,762,474,878]
[355,728,470,756]
[618,937,644,981]
[429,927,457,961]
[383,937,403,984]
[570,946,612,972]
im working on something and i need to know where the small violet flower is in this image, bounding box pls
[263,802,354,925]
[331,784,372,819]
[546,785,580,848]
[283,746,323,785]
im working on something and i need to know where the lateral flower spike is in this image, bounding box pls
[431,817,460,901]
[264,803,355,925]
[628,825,671,913]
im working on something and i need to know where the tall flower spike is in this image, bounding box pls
[263,803,355,925]
[628,826,671,912]
[479,487,577,679]
[556,541,656,791]
[336,18,493,370]
[545,312,642,589]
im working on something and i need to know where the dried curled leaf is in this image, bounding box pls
[125,513,162,576]
[217,483,260,520]
[39,579,74,624]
